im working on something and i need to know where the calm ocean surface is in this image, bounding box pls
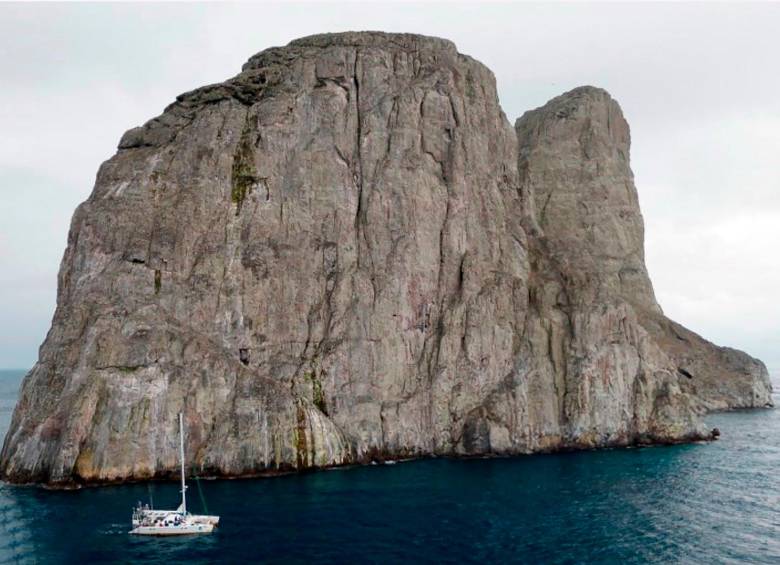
[0,368,778,564]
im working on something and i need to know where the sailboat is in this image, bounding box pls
[129,413,220,536]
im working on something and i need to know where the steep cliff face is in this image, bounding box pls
[514,87,772,414]
[1,32,771,485]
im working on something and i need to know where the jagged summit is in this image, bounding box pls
[0,32,770,486]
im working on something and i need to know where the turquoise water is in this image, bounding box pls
[1,368,778,564]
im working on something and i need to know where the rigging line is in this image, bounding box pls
[192,465,209,514]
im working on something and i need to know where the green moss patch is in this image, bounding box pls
[294,403,309,468]
[304,370,327,414]
[231,114,259,215]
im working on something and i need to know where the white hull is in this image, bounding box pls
[190,514,220,526]
[132,510,220,527]
[130,523,214,536]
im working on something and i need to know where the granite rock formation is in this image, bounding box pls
[1,32,771,486]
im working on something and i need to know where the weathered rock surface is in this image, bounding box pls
[514,87,772,414]
[1,32,772,486]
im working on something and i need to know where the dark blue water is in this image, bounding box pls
[1,369,778,564]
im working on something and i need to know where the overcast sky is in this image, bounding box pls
[1,2,778,372]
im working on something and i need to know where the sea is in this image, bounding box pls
[0,368,778,564]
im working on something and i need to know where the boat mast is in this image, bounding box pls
[179,412,187,515]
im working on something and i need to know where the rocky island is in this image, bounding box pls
[1,32,772,486]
